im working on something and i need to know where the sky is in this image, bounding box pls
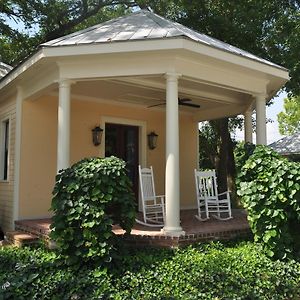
[234,92,287,144]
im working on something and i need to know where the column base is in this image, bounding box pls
[161,226,185,237]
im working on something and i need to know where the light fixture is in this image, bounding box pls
[147,131,158,150]
[92,126,103,146]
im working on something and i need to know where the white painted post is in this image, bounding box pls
[57,79,71,172]
[13,86,23,228]
[162,73,184,236]
[244,110,253,143]
[255,94,267,145]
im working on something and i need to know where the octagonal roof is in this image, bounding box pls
[41,10,285,71]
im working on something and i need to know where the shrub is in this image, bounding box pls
[0,246,113,299]
[236,145,300,259]
[50,156,136,265]
[1,242,300,299]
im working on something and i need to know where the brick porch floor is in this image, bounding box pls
[15,209,251,248]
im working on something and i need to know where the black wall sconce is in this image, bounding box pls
[92,126,103,146]
[147,131,158,150]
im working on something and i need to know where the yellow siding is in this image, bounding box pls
[19,95,198,219]
[0,97,16,231]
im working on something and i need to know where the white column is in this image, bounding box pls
[244,109,253,143]
[255,94,267,145]
[57,79,72,172]
[163,73,184,236]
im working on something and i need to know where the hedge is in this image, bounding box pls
[1,241,300,299]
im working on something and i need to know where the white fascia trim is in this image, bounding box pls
[182,39,289,80]
[0,37,289,93]
[42,39,185,57]
[43,38,289,80]
[0,50,45,91]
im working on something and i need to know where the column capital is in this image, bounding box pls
[253,93,267,101]
[58,79,75,88]
[16,85,23,94]
[165,72,182,82]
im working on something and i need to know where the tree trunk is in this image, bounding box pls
[216,118,229,193]
[214,118,238,207]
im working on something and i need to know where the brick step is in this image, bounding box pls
[6,231,39,247]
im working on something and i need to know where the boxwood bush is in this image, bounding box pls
[236,144,300,259]
[50,156,136,265]
[0,242,300,299]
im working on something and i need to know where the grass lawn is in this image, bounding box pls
[0,240,300,299]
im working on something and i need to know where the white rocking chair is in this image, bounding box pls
[194,169,232,221]
[136,166,165,227]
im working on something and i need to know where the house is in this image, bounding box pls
[0,10,289,235]
[269,132,300,161]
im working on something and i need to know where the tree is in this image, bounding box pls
[0,0,142,65]
[145,1,300,196]
[278,96,300,135]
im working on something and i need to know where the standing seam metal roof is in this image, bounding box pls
[41,10,286,71]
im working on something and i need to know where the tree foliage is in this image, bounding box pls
[0,0,141,64]
[278,96,300,135]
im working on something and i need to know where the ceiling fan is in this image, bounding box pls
[148,98,200,109]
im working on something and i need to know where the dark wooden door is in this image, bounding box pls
[105,123,139,201]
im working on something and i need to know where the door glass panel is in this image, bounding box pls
[125,127,137,185]
[105,126,118,157]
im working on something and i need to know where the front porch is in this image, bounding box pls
[13,209,251,248]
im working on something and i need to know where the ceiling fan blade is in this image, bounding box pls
[148,98,200,109]
[179,102,201,108]
[147,103,165,108]
[178,98,191,103]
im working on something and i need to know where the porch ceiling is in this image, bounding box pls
[59,75,251,116]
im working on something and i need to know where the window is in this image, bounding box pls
[1,119,9,181]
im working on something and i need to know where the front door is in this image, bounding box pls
[105,123,139,202]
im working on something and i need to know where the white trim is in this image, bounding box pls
[0,38,288,96]
[196,121,200,169]
[100,116,147,211]
[0,50,44,90]
[13,87,23,225]
[43,38,288,77]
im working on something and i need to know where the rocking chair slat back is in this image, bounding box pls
[194,169,232,221]
[137,165,165,227]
